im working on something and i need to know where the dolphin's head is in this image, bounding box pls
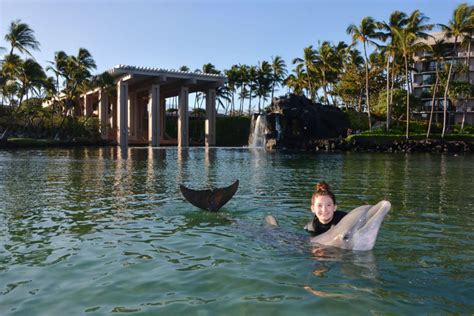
[311,200,391,251]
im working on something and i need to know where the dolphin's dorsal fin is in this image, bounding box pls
[180,180,239,212]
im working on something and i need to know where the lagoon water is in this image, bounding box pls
[0,147,473,315]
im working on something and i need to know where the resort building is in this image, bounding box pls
[81,65,227,147]
[413,31,474,126]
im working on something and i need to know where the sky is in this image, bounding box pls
[0,0,464,87]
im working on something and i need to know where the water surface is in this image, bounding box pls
[0,147,473,315]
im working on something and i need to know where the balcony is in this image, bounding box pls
[458,51,474,58]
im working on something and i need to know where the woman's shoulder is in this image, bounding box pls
[333,210,347,222]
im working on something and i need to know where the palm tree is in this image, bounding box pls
[347,17,379,130]
[335,48,365,110]
[293,46,317,100]
[314,41,338,105]
[224,65,240,114]
[270,56,287,101]
[237,64,249,114]
[202,63,220,75]
[427,40,449,138]
[46,48,97,136]
[4,19,40,57]
[330,41,349,106]
[392,25,430,139]
[378,11,408,130]
[255,60,272,112]
[1,53,22,107]
[247,65,258,114]
[440,3,474,137]
[391,10,432,139]
[17,58,46,106]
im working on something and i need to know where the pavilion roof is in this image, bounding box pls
[108,64,227,82]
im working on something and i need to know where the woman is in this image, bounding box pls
[304,182,347,236]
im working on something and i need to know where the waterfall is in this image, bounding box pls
[275,115,282,140]
[248,114,267,148]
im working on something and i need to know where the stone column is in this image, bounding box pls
[117,80,129,148]
[83,94,92,117]
[160,96,166,140]
[98,90,109,139]
[205,88,216,146]
[129,92,137,139]
[178,86,189,147]
[148,84,160,146]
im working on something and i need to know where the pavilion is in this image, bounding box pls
[81,65,227,147]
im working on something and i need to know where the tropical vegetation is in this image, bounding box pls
[1,3,473,146]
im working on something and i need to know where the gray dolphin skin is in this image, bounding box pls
[180,180,239,212]
[311,200,391,251]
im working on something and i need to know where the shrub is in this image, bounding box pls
[343,109,369,131]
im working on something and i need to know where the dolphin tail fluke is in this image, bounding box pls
[265,215,279,227]
[180,180,239,212]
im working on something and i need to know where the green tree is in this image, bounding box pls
[255,60,272,112]
[392,10,432,139]
[449,81,473,132]
[314,41,338,104]
[440,3,473,137]
[333,48,364,110]
[378,11,409,130]
[224,65,240,114]
[292,46,318,100]
[4,19,40,57]
[16,58,46,106]
[270,56,287,100]
[347,17,379,130]
[427,40,449,138]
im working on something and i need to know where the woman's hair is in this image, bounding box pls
[311,182,336,205]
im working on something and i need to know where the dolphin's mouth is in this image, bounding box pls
[357,201,391,232]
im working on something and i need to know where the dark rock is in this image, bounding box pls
[257,94,348,150]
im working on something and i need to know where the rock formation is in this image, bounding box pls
[250,94,349,150]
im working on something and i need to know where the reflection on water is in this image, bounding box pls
[0,148,473,315]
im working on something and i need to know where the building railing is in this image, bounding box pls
[458,51,474,58]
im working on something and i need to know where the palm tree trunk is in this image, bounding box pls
[271,82,275,101]
[363,42,372,131]
[442,38,459,138]
[390,68,396,105]
[306,73,313,102]
[426,70,439,139]
[404,55,410,140]
[466,39,471,85]
[386,54,391,131]
[442,63,453,138]
[248,87,253,114]
[461,100,467,132]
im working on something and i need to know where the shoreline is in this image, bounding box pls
[310,138,473,153]
[1,137,473,153]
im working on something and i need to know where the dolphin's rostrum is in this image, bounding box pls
[180,180,239,212]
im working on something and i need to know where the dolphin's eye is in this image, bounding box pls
[343,234,349,242]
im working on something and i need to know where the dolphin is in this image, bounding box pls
[311,200,391,251]
[180,180,239,212]
[265,200,391,251]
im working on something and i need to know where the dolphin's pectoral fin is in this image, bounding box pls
[265,215,279,227]
[180,180,239,212]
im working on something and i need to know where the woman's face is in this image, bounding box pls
[311,195,337,224]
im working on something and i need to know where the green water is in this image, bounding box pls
[0,147,473,315]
